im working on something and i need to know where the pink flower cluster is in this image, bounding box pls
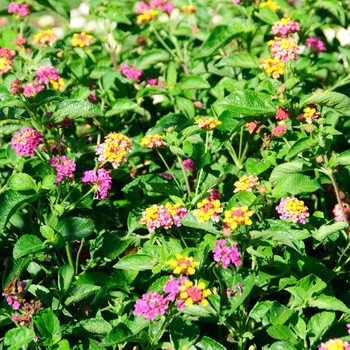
[183,158,196,173]
[140,203,187,232]
[36,66,60,85]
[133,291,168,320]
[268,37,300,63]
[163,276,188,304]
[276,197,309,224]
[212,239,242,268]
[48,156,76,185]
[136,0,174,14]
[10,79,24,95]
[22,81,45,97]
[82,169,112,200]
[271,125,287,137]
[270,18,300,37]
[146,78,165,87]
[333,203,350,222]
[11,128,44,157]
[8,2,30,17]
[318,339,350,350]
[276,106,290,121]
[306,37,326,53]
[118,63,144,82]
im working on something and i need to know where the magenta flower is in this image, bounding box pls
[163,276,189,301]
[333,203,350,222]
[48,156,76,185]
[36,66,60,85]
[271,18,300,37]
[150,0,174,14]
[271,125,287,137]
[8,2,30,17]
[146,78,165,87]
[306,36,326,53]
[276,106,291,121]
[22,81,45,97]
[136,1,151,13]
[118,63,143,82]
[82,168,112,200]
[276,197,309,224]
[183,159,196,173]
[11,128,44,157]
[133,291,168,320]
[212,239,242,268]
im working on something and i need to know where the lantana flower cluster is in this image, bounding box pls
[168,254,199,275]
[8,2,30,17]
[71,32,93,47]
[259,0,280,12]
[33,29,57,45]
[276,197,309,224]
[260,58,284,79]
[140,203,187,232]
[268,36,300,63]
[298,104,320,124]
[0,48,15,75]
[118,63,144,82]
[270,18,300,37]
[223,206,254,231]
[140,134,167,148]
[234,175,260,193]
[212,239,242,268]
[318,339,350,350]
[194,117,222,130]
[306,37,326,54]
[193,194,223,223]
[333,203,350,222]
[11,128,44,157]
[48,156,76,185]
[134,276,211,320]
[95,132,132,169]
[81,169,112,200]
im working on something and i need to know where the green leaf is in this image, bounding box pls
[179,76,211,90]
[42,174,57,190]
[56,217,95,241]
[313,221,348,241]
[336,150,350,166]
[13,234,45,259]
[308,295,349,313]
[245,157,270,175]
[176,96,195,119]
[216,53,260,69]
[302,92,350,117]
[285,77,299,90]
[34,0,70,18]
[102,232,132,260]
[34,309,61,345]
[58,263,74,296]
[113,254,155,271]
[286,138,318,160]
[64,285,100,306]
[218,90,276,116]
[181,212,221,235]
[272,174,321,198]
[4,328,36,350]
[101,323,133,346]
[32,90,64,107]
[52,339,71,350]
[264,341,298,350]
[72,318,112,338]
[269,161,312,183]
[105,99,139,117]
[51,99,102,123]
[0,96,26,109]
[102,4,131,24]
[194,23,245,59]
[267,325,298,343]
[8,173,37,191]
[307,311,335,347]
[254,6,279,25]
[269,301,294,325]
[134,49,170,70]
[196,336,227,350]
[170,316,200,349]
[165,61,178,85]
[314,0,345,26]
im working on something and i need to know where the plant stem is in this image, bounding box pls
[195,131,209,197]
[151,24,179,61]
[177,155,192,198]
[75,238,85,274]
[156,149,182,191]
[65,242,74,271]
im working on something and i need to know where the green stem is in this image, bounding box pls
[177,155,192,198]
[156,149,182,190]
[65,242,75,271]
[75,238,85,274]
[195,131,209,197]
[151,24,179,61]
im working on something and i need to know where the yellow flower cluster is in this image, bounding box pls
[137,9,158,24]
[140,134,166,148]
[71,32,93,47]
[260,58,284,79]
[181,5,196,13]
[50,78,64,91]
[259,0,280,12]
[33,29,57,45]
[179,281,212,307]
[234,175,260,193]
[193,198,223,223]
[168,254,199,275]
[223,206,254,231]
[194,117,222,130]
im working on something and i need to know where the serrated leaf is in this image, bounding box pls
[254,6,279,25]
[58,263,74,296]
[181,212,221,235]
[193,23,245,59]
[72,318,112,338]
[196,336,227,350]
[269,301,294,325]
[307,311,335,347]
[64,285,100,306]
[269,161,312,183]
[309,295,349,313]
[32,90,64,107]
[56,217,95,241]
[216,53,260,69]
[179,76,211,90]
[0,96,26,109]
[134,49,170,70]
[34,309,61,345]
[13,235,45,259]
[267,325,298,343]
[4,328,36,350]
[8,173,36,191]
[51,99,102,123]
[302,92,350,117]
[272,174,321,197]
[101,323,133,346]
[105,99,138,117]
[218,90,276,116]
[313,221,348,241]
[286,137,318,160]
[113,254,155,271]
[170,316,200,349]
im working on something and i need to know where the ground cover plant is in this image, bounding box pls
[2,0,350,348]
